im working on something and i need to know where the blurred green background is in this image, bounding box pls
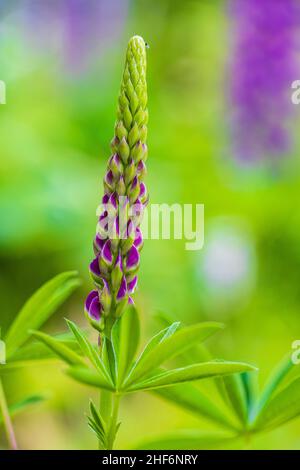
[1,0,300,449]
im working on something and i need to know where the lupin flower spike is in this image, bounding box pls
[85,36,148,333]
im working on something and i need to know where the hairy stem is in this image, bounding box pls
[0,379,18,450]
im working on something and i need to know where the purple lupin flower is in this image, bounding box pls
[229,0,299,163]
[85,36,148,331]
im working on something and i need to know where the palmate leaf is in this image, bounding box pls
[101,337,115,385]
[0,332,82,375]
[240,371,259,417]
[88,400,108,449]
[31,331,87,367]
[254,376,300,431]
[155,312,213,364]
[126,321,180,379]
[32,331,115,390]
[66,366,114,391]
[121,322,180,387]
[5,271,80,357]
[125,322,224,387]
[222,373,248,425]
[126,361,256,392]
[254,354,294,418]
[154,383,238,431]
[8,332,79,363]
[111,305,140,387]
[66,320,112,384]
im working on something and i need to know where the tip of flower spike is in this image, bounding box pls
[127,36,148,62]
[128,35,147,48]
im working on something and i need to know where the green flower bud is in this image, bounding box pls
[128,122,139,148]
[86,36,148,332]
[118,136,130,163]
[100,281,111,316]
[115,121,128,140]
[116,175,126,195]
[110,136,119,153]
[124,158,135,186]
[139,125,147,144]
[111,253,124,292]
[131,141,144,162]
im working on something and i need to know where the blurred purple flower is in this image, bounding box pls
[24,0,129,73]
[229,0,299,162]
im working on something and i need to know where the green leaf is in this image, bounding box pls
[241,371,259,422]
[125,322,224,386]
[255,376,300,430]
[126,361,256,392]
[101,337,115,385]
[155,313,212,364]
[222,373,248,425]
[31,331,87,366]
[88,400,108,449]
[5,271,80,357]
[8,333,79,363]
[154,383,238,431]
[66,366,114,391]
[0,395,46,425]
[123,322,180,385]
[111,305,140,387]
[255,354,294,419]
[65,320,112,384]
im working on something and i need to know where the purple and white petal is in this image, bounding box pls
[133,227,143,250]
[85,290,102,321]
[102,239,113,266]
[94,234,105,253]
[89,296,102,320]
[109,192,118,210]
[127,276,138,294]
[89,257,101,277]
[126,245,140,271]
[117,276,127,301]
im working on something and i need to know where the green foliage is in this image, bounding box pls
[255,377,300,431]
[155,384,237,431]
[127,362,255,392]
[65,320,111,381]
[142,352,300,449]
[0,271,80,374]
[125,321,224,386]
[222,373,248,425]
[4,271,80,358]
[66,367,114,391]
[34,303,256,449]
[0,272,80,448]
[111,306,140,387]
[30,331,86,367]
[35,305,254,396]
[87,400,109,449]
[255,354,294,416]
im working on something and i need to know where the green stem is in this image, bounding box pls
[99,390,112,450]
[0,379,18,450]
[107,393,121,450]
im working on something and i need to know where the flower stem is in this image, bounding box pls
[0,378,18,450]
[107,393,121,450]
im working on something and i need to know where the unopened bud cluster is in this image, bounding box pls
[85,36,148,332]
